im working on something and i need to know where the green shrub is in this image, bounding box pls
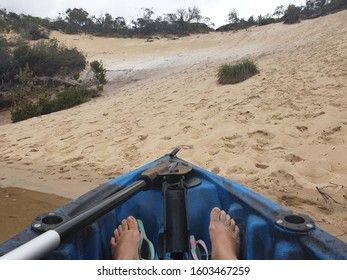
[90,60,107,90]
[10,87,99,122]
[217,59,259,85]
[11,100,40,122]
[284,4,301,24]
[0,39,18,86]
[13,39,86,77]
[53,87,89,110]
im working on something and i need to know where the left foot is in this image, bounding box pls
[209,207,240,260]
[110,216,140,260]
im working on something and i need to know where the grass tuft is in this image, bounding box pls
[217,59,259,84]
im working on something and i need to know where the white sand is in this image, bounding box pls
[1,10,346,241]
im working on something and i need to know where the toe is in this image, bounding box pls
[110,236,116,248]
[127,216,138,230]
[220,210,226,222]
[225,214,231,226]
[121,219,128,231]
[235,225,240,237]
[234,225,240,245]
[118,224,123,235]
[210,207,221,222]
[230,218,236,231]
[114,228,120,240]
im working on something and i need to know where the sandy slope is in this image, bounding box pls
[0,10,346,242]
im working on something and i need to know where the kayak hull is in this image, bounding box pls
[1,155,346,259]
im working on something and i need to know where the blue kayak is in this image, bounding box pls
[1,150,346,259]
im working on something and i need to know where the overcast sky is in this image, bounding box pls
[0,0,305,28]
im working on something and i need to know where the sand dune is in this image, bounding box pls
[0,10,346,242]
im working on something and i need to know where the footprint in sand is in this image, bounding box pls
[221,134,243,154]
[235,111,255,123]
[17,136,31,142]
[320,125,341,142]
[269,170,303,190]
[82,145,95,154]
[208,149,220,156]
[248,130,275,150]
[85,130,104,137]
[296,126,308,132]
[248,130,275,139]
[305,111,325,119]
[280,194,320,207]
[182,126,193,134]
[285,153,304,164]
[121,146,139,162]
[137,134,148,141]
[255,163,269,169]
[63,156,84,164]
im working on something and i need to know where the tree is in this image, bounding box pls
[132,8,153,29]
[247,15,256,25]
[90,60,107,90]
[164,13,176,23]
[0,39,18,86]
[172,6,205,35]
[176,6,202,23]
[306,0,326,9]
[65,8,90,33]
[284,4,302,24]
[227,9,240,24]
[273,5,285,18]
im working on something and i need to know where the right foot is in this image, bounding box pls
[209,207,240,260]
[110,216,140,260]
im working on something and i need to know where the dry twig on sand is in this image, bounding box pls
[316,182,346,204]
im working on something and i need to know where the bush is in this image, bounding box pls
[10,87,99,122]
[26,27,49,40]
[53,87,89,110]
[217,59,259,85]
[90,60,107,90]
[13,39,86,77]
[284,4,301,24]
[0,39,18,87]
[324,0,347,12]
[11,99,40,122]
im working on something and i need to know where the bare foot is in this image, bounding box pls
[110,216,140,260]
[209,207,240,260]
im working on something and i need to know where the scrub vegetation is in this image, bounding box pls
[217,60,259,85]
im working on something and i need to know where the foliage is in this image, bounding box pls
[0,38,18,87]
[273,5,285,18]
[11,99,40,122]
[323,0,347,12]
[13,39,86,77]
[217,7,280,32]
[11,87,99,122]
[257,15,277,26]
[130,6,211,36]
[227,9,240,24]
[283,4,302,24]
[0,10,50,40]
[90,60,107,90]
[53,87,91,110]
[10,64,39,122]
[7,60,101,122]
[217,60,259,85]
